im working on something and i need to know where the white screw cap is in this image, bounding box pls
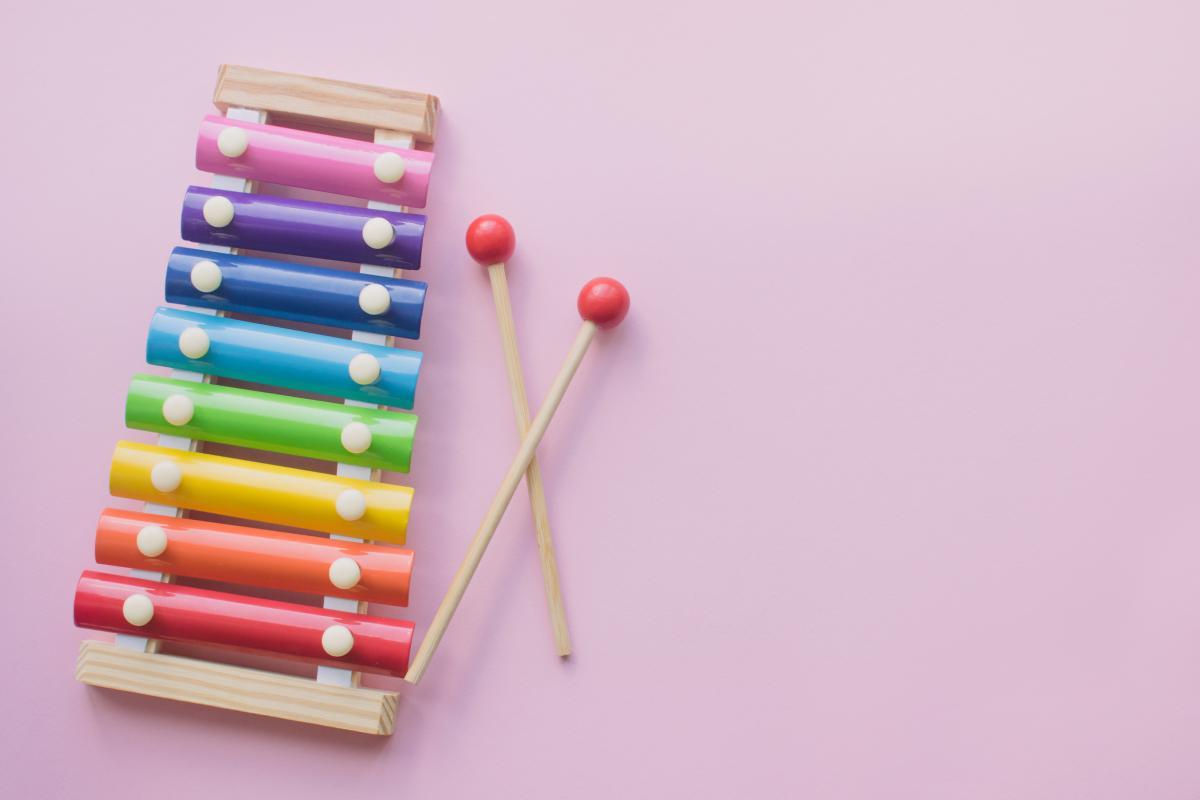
[348,353,380,385]
[340,422,372,454]
[150,460,182,491]
[358,283,391,316]
[122,594,155,627]
[373,152,406,183]
[322,624,354,657]
[335,488,367,521]
[162,394,194,426]
[190,260,222,293]
[150,460,182,493]
[217,126,249,158]
[362,217,395,249]
[202,195,235,228]
[329,557,362,590]
[178,327,210,359]
[136,525,168,558]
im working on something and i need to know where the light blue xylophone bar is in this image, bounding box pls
[146,307,421,409]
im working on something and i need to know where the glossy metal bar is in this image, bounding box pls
[165,247,427,340]
[145,307,421,409]
[94,508,413,606]
[74,571,414,676]
[180,186,425,269]
[126,374,417,472]
[109,440,412,543]
[195,115,434,207]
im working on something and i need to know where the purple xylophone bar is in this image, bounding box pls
[180,186,426,270]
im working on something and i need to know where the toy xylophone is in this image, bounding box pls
[74,66,440,734]
[74,65,630,736]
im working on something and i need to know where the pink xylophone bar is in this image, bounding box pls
[195,115,434,207]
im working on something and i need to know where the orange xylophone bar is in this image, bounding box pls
[94,509,413,606]
[74,571,414,676]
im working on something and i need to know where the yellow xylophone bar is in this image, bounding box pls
[109,441,411,543]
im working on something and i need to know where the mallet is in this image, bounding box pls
[466,214,572,657]
[405,277,629,684]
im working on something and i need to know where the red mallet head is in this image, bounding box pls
[577,277,630,329]
[465,214,516,266]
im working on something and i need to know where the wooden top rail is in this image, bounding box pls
[213,65,439,144]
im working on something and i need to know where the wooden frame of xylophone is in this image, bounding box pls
[73,65,440,735]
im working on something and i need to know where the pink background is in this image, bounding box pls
[2,1,1199,796]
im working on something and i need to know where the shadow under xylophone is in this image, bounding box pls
[73,65,441,735]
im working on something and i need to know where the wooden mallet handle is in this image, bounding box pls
[466,214,572,657]
[405,277,629,684]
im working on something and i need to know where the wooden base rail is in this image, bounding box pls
[76,641,397,735]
